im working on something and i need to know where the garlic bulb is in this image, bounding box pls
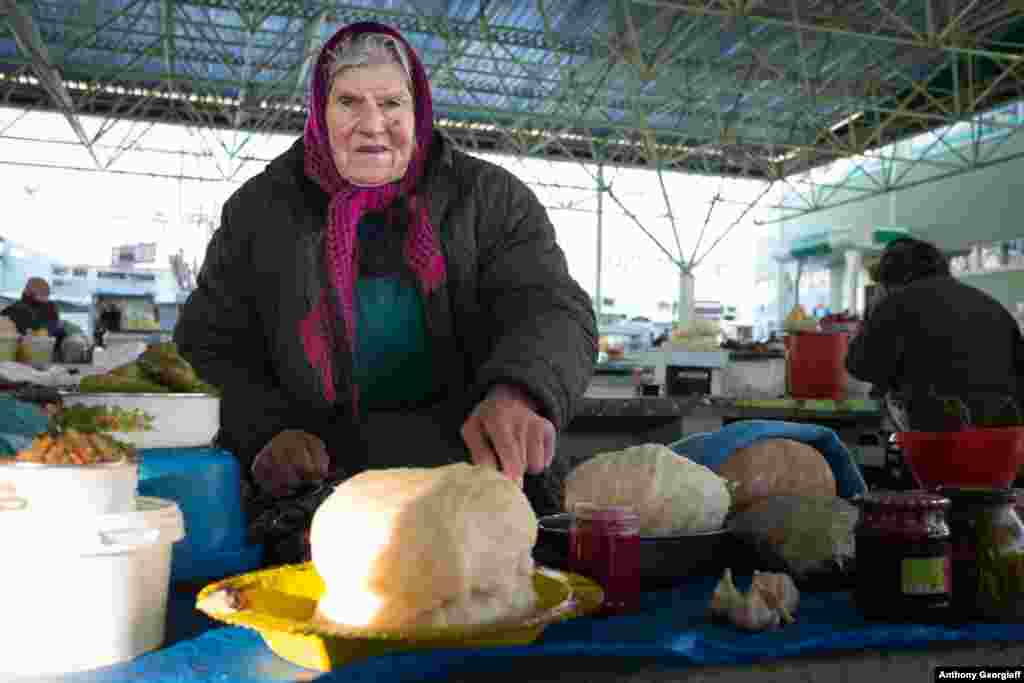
[708,568,800,632]
[751,570,800,624]
[708,568,745,616]
[728,583,780,632]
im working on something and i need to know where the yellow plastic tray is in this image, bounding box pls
[196,562,604,672]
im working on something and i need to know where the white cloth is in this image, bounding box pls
[0,342,147,388]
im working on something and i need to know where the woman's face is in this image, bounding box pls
[325,61,415,186]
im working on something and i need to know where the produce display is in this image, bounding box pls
[729,495,859,583]
[708,568,800,631]
[563,444,732,535]
[716,439,836,513]
[782,304,817,333]
[970,502,1024,620]
[666,319,721,351]
[10,430,136,465]
[309,463,538,631]
[0,400,149,466]
[55,404,154,433]
[78,342,219,395]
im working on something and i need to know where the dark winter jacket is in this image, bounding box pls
[174,133,598,476]
[2,298,58,335]
[846,274,1023,422]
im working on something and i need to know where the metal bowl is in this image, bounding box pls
[534,513,736,589]
[60,391,220,450]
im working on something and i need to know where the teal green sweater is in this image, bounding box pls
[350,214,440,411]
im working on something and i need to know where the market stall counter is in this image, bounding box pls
[569,386,887,472]
[4,377,1020,682]
[13,570,1024,683]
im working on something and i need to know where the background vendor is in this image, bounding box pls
[846,237,1022,430]
[174,22,597,561]
[2,277,60,336]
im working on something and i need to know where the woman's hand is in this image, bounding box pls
[460,383,556,486]
[251,429,330,498]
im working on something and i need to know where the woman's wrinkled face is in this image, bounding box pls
[325,61,415,186]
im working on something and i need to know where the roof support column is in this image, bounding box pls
[160,0,175,86]
[595,161,604,326]
[294,9,327,102]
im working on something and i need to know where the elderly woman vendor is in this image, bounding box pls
[174,21,597,536]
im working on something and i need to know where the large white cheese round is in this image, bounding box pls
[310,463,539,630]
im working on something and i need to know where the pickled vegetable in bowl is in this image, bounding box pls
[55,405,154,433]
[12,430,136,466]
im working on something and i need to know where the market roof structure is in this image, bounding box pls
[1,1,1023,221]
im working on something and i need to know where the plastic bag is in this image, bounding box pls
[728,495,859,587]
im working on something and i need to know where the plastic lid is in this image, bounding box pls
[571,502,639,522]
[939,487,1016,505]
[0,496,184,556]
[857,490,951,510]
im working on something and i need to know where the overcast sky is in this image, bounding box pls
[0,107,775,322]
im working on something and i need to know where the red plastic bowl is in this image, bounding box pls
[897,428,1024,489]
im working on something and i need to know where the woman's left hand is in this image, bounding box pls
[461,383,555,486]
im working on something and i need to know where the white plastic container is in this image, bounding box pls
[0,497,185,676]
[19,334,56,368]
[0,458,139,515]
[721,357,786,399]
[61,392,220,449]
[0,335,17,362]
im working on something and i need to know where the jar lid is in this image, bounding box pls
[857,490,950,510]
[571,502,639,522]
[939,487,1016,505]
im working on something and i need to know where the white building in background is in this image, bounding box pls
[0,237,189,336]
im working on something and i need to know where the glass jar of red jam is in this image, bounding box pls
[568,502,641,615]
[854,490,952,621]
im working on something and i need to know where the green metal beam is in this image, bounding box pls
[4,0,1024,229]
[1,0,101,167]
[293,8,326,100]
[632,0,1024,62]
[161,0,174,82]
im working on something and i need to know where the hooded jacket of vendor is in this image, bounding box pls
[846,273,1022,422]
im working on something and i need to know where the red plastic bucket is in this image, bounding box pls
[785,332,850,400]
[897,427,1024,489]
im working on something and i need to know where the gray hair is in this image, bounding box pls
[325,33,414,93]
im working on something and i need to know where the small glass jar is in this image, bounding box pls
[942,487,1024,622]
[854,491,952,621]
[568,502,641,615]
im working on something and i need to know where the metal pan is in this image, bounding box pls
[534,513,736,590]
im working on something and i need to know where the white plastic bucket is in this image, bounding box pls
[0,497,185,676]
[0,458,138,515]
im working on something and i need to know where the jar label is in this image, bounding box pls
[900,556,950,595]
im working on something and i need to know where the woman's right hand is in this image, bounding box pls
[251,429,330,498]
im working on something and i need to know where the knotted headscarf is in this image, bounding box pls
[300,22,447,404]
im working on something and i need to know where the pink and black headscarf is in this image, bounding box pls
[300,21,446,404]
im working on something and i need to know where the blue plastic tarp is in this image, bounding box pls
[17,574,1024,683]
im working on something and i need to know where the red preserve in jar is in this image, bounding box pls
[854,491,952,621]
[568,502,641,615]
